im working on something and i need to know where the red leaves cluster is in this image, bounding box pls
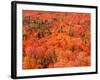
[22,10,91,69]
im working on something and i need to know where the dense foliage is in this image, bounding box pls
[22,10,91,69]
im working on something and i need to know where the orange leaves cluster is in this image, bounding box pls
[22,10,91,69]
